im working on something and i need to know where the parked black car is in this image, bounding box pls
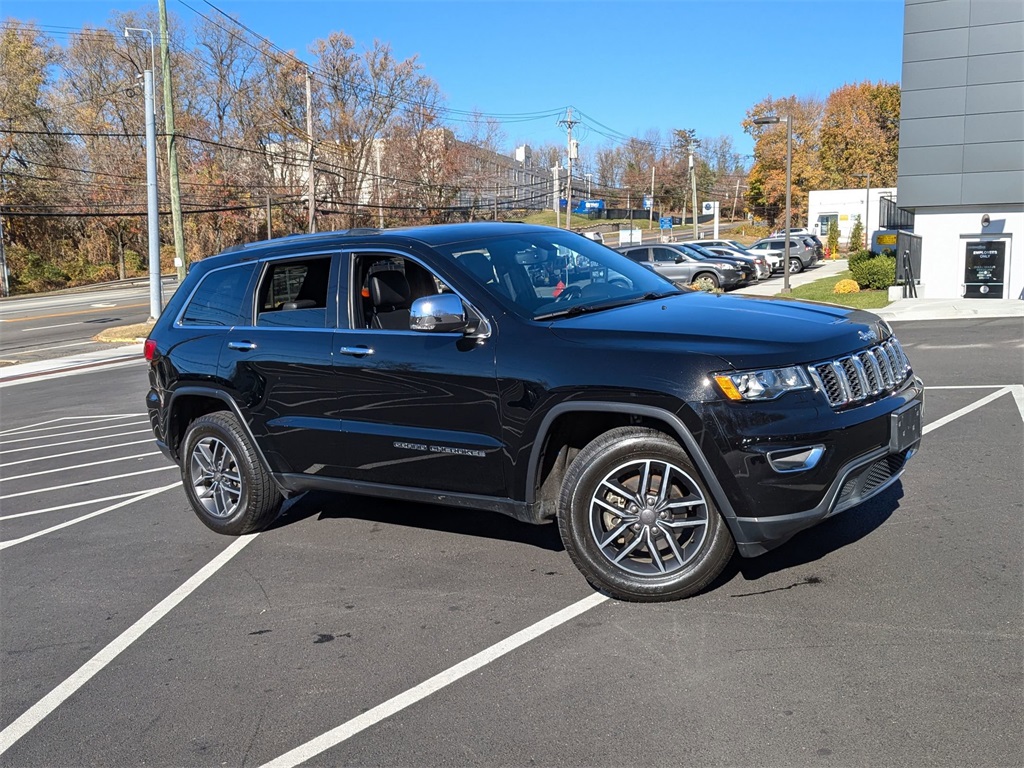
[145,223,923,602]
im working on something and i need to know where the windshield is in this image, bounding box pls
[433,229,683,320]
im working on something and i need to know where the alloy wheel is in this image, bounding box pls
[588,458,709,576]
[189,436,243,519]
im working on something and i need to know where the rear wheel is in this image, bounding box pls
[788,256,804,274]
[181,411,282,535]
[557,427,735,602]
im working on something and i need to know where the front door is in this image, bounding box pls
[328,250,505,497]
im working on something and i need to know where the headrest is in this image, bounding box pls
[369,270,410,307]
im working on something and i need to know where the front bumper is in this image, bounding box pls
[698,376,924,556]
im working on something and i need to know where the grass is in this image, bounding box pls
[787,270,891,309]
[92,320,155,343]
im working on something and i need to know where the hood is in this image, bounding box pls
[546,292,890,370]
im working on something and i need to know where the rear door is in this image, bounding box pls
[219,251,342,476]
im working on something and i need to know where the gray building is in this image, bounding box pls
[897,0,1023,300]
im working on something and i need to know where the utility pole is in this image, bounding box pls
[551,164,562,229]
[266,192,272,239]
[144,68,162,319]
[690,152,698,239]
[649,164,655,229]
[731,178,741,220]
[0,206,9,297]
[559,109,579,230]
[306,69,316,233]
[376,142,384,228]
[158,0,185,281]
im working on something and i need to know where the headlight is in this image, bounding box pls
[713,366,812,401]
[714,263,736,270]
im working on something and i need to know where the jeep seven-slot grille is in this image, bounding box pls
[809,338,912,408]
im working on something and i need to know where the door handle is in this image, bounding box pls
[339,346,374,357]
[227,341,257,351]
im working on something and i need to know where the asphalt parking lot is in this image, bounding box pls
[1,318,1021,767]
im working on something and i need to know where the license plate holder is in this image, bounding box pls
[890,400,922,453]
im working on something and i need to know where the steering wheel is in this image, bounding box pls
[555,284,583,302]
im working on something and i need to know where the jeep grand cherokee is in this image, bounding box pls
[145,223,923,602]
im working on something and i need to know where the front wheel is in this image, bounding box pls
[692,272,720,291]
[557,427,735,602]
[181,411,283,535]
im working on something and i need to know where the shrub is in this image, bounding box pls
[833,278,861,295]
[847,248,874,269]
[849,216,864,250]
[850,255,896,290]
[827,219,840,258]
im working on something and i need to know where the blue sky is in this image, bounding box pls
[4,0,906,159]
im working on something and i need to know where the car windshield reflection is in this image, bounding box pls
[436,230,686,320]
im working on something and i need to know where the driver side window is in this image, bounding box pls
[352,254,442,331]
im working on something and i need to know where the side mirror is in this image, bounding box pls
[410,294,468,333]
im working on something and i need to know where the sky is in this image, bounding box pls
[3,0,907,160]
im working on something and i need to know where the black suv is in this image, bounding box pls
[145,223,923,602]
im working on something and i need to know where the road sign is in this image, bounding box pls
[659,217,673,230]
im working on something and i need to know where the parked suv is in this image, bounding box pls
[145,223,923,602]
[749,237,817,273]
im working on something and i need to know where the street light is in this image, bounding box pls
[125,27,162,319]
[853,172,871,249]
[753,114,792,293]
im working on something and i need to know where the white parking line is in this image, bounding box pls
[0,466,177,500]
[1,452,161,482]
[260,592,609,768]
[0,421,150,446]
[0,428,153,456]
[923,386,1015,435]
[0,414,144,438]
[0,438,155,467]
[0,482,179,551]
[0,533,258,757]
[0,491,145,521]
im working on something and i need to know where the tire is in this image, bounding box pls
[693,272,720,290]
[788,256,804,274]
[180,411,283,535]
[557,427,735,602]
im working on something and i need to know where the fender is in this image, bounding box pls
[166,386,278,484]
[525,401,740,530]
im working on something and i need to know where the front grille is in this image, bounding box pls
[809,338,912,408]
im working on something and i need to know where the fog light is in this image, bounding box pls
[767,445,825,473]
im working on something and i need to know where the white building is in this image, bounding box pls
[895,0,1023,301]
[808,187,898,247]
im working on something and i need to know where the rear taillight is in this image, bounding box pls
[144,338,157,361]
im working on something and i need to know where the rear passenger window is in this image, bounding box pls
[180,264,255,326]
[256,256,332,328]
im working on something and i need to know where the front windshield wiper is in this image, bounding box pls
[534,290,684,321]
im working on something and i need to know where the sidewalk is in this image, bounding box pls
[734,258,1024,322]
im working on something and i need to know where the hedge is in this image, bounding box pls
[850,255,896,290]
